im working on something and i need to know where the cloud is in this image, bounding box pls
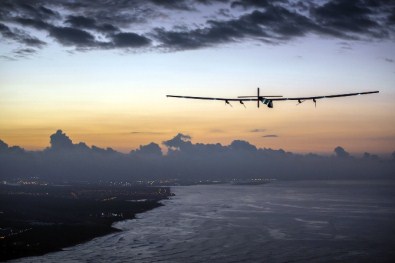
[14,47,36,54]
[13,48,38,58]
[149,0,192,10]
[231,0,277,9]
[334,146,350,158]
[153,9,283,50]
[0,2,49,20]
[312,0,389,38]
[65,15,96,29]
[65,15,120,33]
[338,41,353,50]
[152,1,392,51]
[49,26,97,46]
[0,139,24,154]
[162,133,192,149]
[363,152,378,161]
[262,134,278,138]
[250,129,266,133]
[13,17,51,30]
[111,32,151,48]
[39,6,58,17]
[0,55,17,61]
[0,23,46,47]
[49,129,74,150]
[91,145,116,154]
[230,140,257,151]
[0,130,394,183]
[385,58,394,63]
[0,140,8,151]
[131,142,162,156]
[0,0,394,56]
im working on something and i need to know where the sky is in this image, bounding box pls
[0,0,394,155]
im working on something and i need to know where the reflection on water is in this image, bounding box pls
[14,180,395,263]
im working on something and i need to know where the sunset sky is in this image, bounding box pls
[1,0,394,155]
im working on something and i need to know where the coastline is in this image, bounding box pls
[0,184,173,261]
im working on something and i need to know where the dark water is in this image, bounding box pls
[14,180,395,263]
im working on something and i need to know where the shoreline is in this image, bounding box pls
[0,184,173,262]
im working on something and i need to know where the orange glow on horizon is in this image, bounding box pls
[1,92,394,155]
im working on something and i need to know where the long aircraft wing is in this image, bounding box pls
[270,91,379,101]
[166,95,254,101]
[167,91,379,102]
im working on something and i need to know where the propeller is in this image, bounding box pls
[239,100,246,108]
[296,99,305,106]
[225,100,233,107]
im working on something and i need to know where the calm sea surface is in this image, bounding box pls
[14,180,395,263]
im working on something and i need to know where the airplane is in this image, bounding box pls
[166,88,379,108]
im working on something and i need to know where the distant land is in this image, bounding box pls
[0,184,173,261]
[1,130,394,183]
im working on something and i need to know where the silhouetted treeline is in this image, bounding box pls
[0,130,394,183]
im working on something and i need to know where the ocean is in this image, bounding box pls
[13,180,395,263]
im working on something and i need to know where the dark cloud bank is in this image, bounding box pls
[1,0,394,57]
[0,130,394,183]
